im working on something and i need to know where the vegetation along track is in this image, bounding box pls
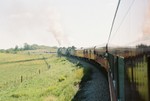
[67,57,110,101]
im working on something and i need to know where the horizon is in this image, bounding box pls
[1,42,150,50]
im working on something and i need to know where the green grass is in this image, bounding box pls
[0,52,84,101]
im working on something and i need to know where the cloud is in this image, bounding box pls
[9,12,34,19]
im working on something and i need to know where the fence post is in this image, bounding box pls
[39,69,41,74]
[21,75,23,83]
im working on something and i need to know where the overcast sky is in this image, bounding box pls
[0,0,149,49]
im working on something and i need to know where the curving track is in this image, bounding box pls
[68,57,110,101]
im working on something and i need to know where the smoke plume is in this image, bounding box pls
[142,1,150,44]
[48,9,69,47]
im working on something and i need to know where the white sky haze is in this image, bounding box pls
[0,0,149,49]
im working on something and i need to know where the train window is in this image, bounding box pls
[86,50,88,53]
[83,50,85,54]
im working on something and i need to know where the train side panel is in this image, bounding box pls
[75,49,84,58]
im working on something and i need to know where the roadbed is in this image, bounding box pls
[68,57,110,101]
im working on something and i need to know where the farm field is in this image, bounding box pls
[0,52,84,101]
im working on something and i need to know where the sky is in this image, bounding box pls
[0,0,149,49]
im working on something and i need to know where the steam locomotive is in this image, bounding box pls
[57,45,150,101]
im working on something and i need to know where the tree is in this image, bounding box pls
[14,45,19,51]
[136,44,148,48]
[0,49,5,53]
[23,43,30,50]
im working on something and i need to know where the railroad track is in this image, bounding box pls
[67,57,110,101]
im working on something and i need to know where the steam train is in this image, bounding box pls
[57,46,150,101]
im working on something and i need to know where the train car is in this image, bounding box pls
[94,47,108,70]
[67,46,76,56]
[84,49,88,59]
[107,47,150,101]
[57,47,62,56]
[61,47,68,56]
[75,48,84,58]
[125,53,149,101]
[57,45,150,101]
[90,49,96,60]
[83,47,96,60]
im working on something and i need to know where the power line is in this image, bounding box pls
[110,0,136,42]
[107,0,121,47]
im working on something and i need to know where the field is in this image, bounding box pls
[0,52,84,101]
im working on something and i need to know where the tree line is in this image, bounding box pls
[136,44,150,48]
[0,43,57,54]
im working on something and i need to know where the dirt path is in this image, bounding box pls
[68,57,110,101]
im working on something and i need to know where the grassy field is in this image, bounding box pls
[0,52,84,101]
